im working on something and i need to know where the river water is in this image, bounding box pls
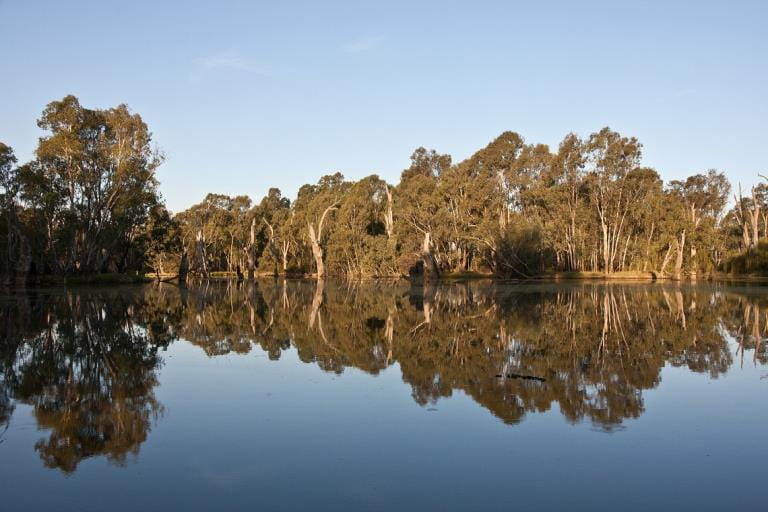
[0,280,765,511]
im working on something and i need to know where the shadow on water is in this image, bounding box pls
[1,280,767,472]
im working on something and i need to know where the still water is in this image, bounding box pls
[0,280,765,511]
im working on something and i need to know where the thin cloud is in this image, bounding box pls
[190,52,262,81]
[341,35,384,53]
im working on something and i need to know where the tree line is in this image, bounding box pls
[2,95,766,282]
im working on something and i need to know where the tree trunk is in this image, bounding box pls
[674,230,686,280]
[620,233,631,272]
[281,241,289,272]
[229,235,235,274]
[689,245,697,279]
[195,229,208,277]
[384,186,394,239]
[643,221,654,272]
[421,231,440,279]
[743,219,752,249]
[660,242,673,276]
[601,220,610,274]
[247,218,256,280]
[751,188,760,248]
[309,227,325,278]
[307,202,338,279]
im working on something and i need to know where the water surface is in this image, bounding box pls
[0,280,766,511]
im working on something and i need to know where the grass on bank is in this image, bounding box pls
[31,273,152,286]
[545,270,660,280]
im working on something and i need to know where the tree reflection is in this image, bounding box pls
[1,280,767,472]
[0,289,170,473]
[160,280,758,430]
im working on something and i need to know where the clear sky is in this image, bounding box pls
[1,0,766,212]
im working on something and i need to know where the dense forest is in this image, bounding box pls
[2,95,767,284]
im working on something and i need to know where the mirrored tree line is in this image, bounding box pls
[0,288,170,472]
[2,281,767,471]
[2,96,768,283]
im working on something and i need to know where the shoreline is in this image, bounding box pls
[5,270,768,288]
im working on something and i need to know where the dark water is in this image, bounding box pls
[0,280,766,511]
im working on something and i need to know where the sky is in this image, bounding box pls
[1,0,766,213]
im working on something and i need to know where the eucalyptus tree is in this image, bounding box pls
[33,96,164,274]
[498,142,552,275]
[143,204,181,276]
[1,98,168,278]
[753,183,768,241]
[251,187,291,276]
[630,175,668,272]
[538,133,588,271]
[290,172,349,277]
[730,182,767,251]
[441,133,523,273]
[617,167,663,272]
[270,206,296,274]
[175,194,243,275]
[326,175,395,276]
[667,170,729,276]
[394,148,452,277]
[584,128,645,273]
[0,143,19,276]
[224,195,252,273]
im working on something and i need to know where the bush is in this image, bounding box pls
[495,223,552,278]
[720,241,768,275]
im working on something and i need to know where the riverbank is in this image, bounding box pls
[6,270,768,288]
[3,273,152,287]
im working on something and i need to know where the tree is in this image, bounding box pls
[536,133,587,271]
[0,143,20,277]
[395,148,452,278]
[144,204,181,277]
[668,170,729,277]
[326,175,395,276]
[584,128,644,273]
[254,188,291,275]
[291,173,348,278]
[32,96,163,274]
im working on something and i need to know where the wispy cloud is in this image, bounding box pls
[190,52,262,81]
[341,35,384,53]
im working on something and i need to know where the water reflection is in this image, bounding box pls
[1,280,767,472]
[0,289,168,472]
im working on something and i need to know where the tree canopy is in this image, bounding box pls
[1,95,765,282]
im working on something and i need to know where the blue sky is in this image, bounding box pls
[1,0,766,212]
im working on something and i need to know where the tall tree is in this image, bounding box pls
[395,148,451,278]
[291,173,348,278]
[34,96,164,273]
[584,128,644,273]
[668,170,730,277]
[0,143,21,277]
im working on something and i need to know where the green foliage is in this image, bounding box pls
[2,97,764,281]
[496,222,551,278]
[0,142,19,275]
[720,242,768,275]
[1,96,166,280]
